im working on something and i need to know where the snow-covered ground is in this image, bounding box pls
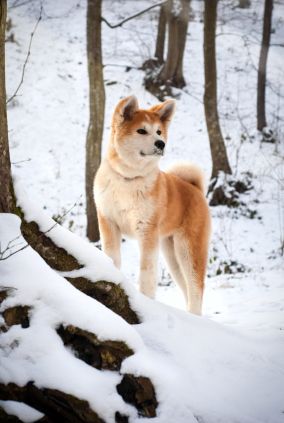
[2,0,284,420]
[1,213,284,423]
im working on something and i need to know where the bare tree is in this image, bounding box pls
[203,0,232,186]
[86,0,105,242]
[144,0,190,99]
[154,3,167,64]
[257,0,273,132]
[0,0,14,213]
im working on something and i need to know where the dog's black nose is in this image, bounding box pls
[154,140,165,150]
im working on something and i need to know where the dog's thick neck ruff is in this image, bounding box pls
[106,143,159,182]
[107,161,143,182]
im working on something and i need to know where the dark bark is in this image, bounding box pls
[0,383,105,423]
[203,0,232,181]
[0,378,157,423]
[154,3,166,64]
[2,305,30,329]
[0,0,14,213]
[117,375,157,418]
[57,324,133,371]
[20,219,82,272]
[86,0,105,242]
[67,277,139,324]
[238,0,251,8]
[257,0,273,131]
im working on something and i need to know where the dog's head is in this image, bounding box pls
[110,96,175,167]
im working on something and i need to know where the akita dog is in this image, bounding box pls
[94,96,211,314]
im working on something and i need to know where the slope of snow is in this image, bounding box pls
[0,400,44,423]
[1,214,284,423]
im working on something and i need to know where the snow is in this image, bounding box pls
[1,214,284,423]
[2,0,284,421]
[0,214,139,422]
[0,400,44,422]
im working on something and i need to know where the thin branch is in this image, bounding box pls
[11,158,32,165]
[103,64,141,73]
[41,2,82,20]
[0,242,30,261]
[101,1,165,29]
[6,6,42,105]
[8,0,32,9]
[0,234,23,257]
[183,88,204,105]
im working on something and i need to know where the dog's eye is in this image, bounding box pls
[137,129,147,135]
[157,130,161,135]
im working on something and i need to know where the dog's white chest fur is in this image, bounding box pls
[94,161,156,238]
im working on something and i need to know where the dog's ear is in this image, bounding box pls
[114,96,139,122]
[150,99,176,123]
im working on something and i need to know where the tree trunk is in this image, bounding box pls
[238,0,251,8]
[86,0,105,242]
[0,0,14,213]
[257,0,273,132]
[158,0,189,88]
[203,0,232,181]
[154,3,167,64]
[173,0,189,88]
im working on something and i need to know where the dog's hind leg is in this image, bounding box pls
[173,233,206,315]
[161,236,187,302]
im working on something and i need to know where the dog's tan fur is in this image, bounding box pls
[94,96,211,314]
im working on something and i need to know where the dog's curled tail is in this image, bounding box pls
[166,162,206,195]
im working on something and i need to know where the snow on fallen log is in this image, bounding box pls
[0,214,151,422]
[13,178,140,325]
[0,399,44,422]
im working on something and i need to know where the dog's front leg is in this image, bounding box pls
[138,231,159,299]
[98,212,121,268]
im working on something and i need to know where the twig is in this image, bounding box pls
[11,158,31,165]
[0,234,23,258]
[101,2,165,29]
[0,242,30,261]
[41,2,82,20]
[8,0,32,9]
[183,88,204,105]
[103,63,139,69]
[6,5,42,105]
